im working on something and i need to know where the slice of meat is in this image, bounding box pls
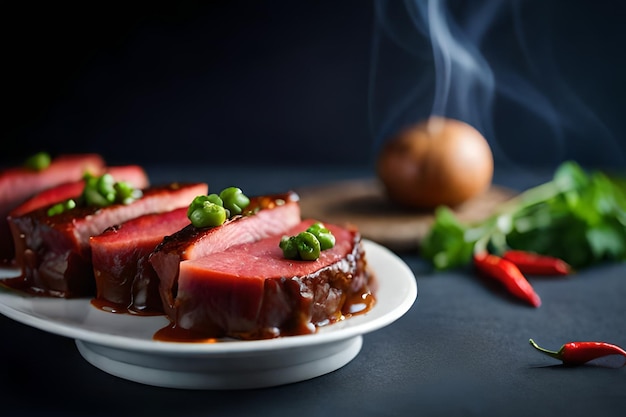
[0,153,106,265]
[7,165,151,270]
[155,219,376,341]
[150,191,302,317]
[5,182,207,298]
[9,165,150,218]
[90,206,196,315]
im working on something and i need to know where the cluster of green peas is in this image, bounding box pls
[82,173,142,207]
[187,187,251,228]
[279,222,336,261]
[47,172,143,216]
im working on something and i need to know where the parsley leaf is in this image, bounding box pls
[420,161,626,270]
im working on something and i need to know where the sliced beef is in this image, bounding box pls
[0,153,106,265]
[150,191,302,317]
[156,219,375,341]
[90,206,197,315]
[10,165,150,218]
[8,165,150,269]
[5,182,207,298]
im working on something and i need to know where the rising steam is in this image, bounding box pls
[369,0,626,169]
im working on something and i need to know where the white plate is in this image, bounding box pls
[0,240,417,389]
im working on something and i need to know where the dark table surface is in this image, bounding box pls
[1,164,625,417]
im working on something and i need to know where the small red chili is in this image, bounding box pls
[503,250,572,276]
[473,252,541,308]
[529,339,626,366]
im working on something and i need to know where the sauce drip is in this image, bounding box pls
[90,297,164,316]
[152,271,377,343]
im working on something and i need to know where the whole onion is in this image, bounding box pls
[377,117,494,209]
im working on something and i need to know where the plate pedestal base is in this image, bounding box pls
[1,240,417,390]
[76,335,363,389]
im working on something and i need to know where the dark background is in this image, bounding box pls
[1,3,625,415]
[3,0,625,171]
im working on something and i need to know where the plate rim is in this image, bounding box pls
[0,239,417,356]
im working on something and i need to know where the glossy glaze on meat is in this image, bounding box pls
[90,205,198,315]
[8,165,150,269]
[0,154,105,265]
[149,192,302,317]
[9,165,149,218]
[155,219,376,341]
[5,182,207,298]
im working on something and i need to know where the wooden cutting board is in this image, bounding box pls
[297,178,515,252]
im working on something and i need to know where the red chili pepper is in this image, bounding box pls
[473,252,541,307]
[503,250,572,276]
[529,339,626,366]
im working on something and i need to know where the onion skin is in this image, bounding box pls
[377,117,494,209]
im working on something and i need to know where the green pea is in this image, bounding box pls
[83,186,110,207]
[47,199,76,216]
[279,236,300,259]
[187,195,212,218]
[114,181,133,200]
[206,193,223,206]
[306,222,326,235]
[82,173,110,207]
[65,199,76,210]
[24,152,51,171]
[306,223,335,250]
[96,173,116,203]
[114,181,142,205]
[188,203,227,228]
[219,187,250,216]
[296,231,321,261]
[82,172,98,189]
[47,202,65,216]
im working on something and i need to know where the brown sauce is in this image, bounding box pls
[90,297,164,316]
[2,254,377,343]
[0,275,69,298]
[152,270,377,343]
[153,324,222,343]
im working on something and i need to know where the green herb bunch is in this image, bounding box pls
[421,161,626,270]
